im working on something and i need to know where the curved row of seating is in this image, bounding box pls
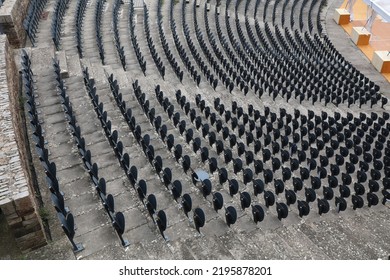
[181,0,218,89]
[51,0,70,50]
[141,81,245,227]
[290,0,301,29]
[169,0,201,86]
[280,0,289,28]
[52,61,129,248]
[128,0,146,75]
[298,0,309,32]
[262,0,271,23]
[23,0,48,47]
[216,0,386,109]
[157,0,184,82]
[21,50,84,252]
[143,3,165,79]
[202,2,242,94]
[75,0,87,58]
[317,0,327,35]
[78,65,210,239]
[208,3,251,94]
[95,0,106,64]
[104,72,210,237]
[198,94,390,209]
[113,0,127,70]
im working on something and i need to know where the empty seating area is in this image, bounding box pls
[51,0,70,50]
[6,0,389,259]
[75,0,87,58]
[21,50,84,252]
[23,0,48,46]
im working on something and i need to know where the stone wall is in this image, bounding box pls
[0,0,30,48]
[0,34,47,252]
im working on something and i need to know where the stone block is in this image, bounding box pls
[14,192,34,216]
[334,9,350,25]
[56,50,69,79]
[372,51,390,73]
[0,198,15,215]
[13,221,41,238]
[0,0,29,47]
[23,212,38,221]
[16,231,47,252]
[351,27,371,45]
[5,211,19,220]
[0,15,12,24]
[8,217,23,228]
[22,216,40,228]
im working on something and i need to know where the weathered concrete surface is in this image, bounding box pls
[0,34,47,253]
[0,0,30,47]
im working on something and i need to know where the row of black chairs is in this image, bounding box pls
[143,3,165,79]
[169,0,201,86]
[229,97,390,179]
[157,0,184,82]
[135,80,246,229]
[168,80,351,219]
[271,0,281,26]
[234,2,319,105]
[279,0,290,28]
[218,0,385,109]
[133,74,271,228]
[307,0,319,33]
[128,0,146,75]
[293,5,377,105]
[289,0,300,29]
[298,0,310,32]
[181,0,220,90]
[113,0,127,70]
[21,49,84,253]
[81,67,170,245]
[168,83,326,222]
[316,0,327,34]
[95,0,106,64]
[105,72,205,238]
[195,94,311,218]
[256,3,384,107]
[215,3,256,96]
[150,0,390,212]
[88,66,190,240]
[75,0,87,58]
[107,71,185,240]
[52,60,129,247]
[197,93,390,212]
[262,0,271,23]
[202,2,243,94]
[51,0,70,50]
[194,1,248,96]
[193,2,225,91]
[23,0,48,47]
[132,79,211,236]
[153,83,275,225]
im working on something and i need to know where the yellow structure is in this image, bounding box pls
[372,51,390,73]
[351,27,371,45]
[339,0,390,82]
[334,8,350,25]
